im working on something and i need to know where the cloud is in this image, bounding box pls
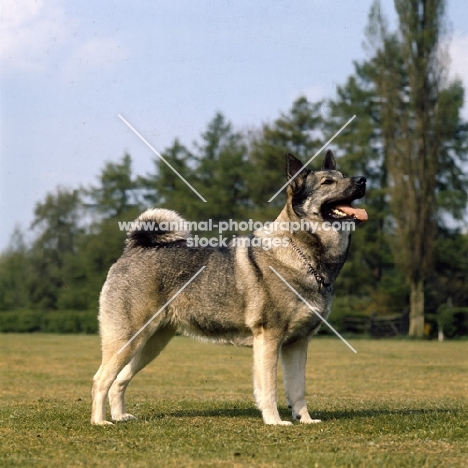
[0,0,72,73]
[0,0,128,78]
[61,37,129,80]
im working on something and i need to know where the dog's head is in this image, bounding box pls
[286,151,367,225]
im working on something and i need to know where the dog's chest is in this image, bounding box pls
[283,290,332,340]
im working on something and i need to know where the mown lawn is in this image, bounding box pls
[0,334,467,467]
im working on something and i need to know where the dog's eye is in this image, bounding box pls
[321,179,334,185]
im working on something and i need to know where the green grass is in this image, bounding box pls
[0,334,467,467]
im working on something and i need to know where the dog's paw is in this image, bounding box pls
[262,409,293,425]
[113,413,137,422]
[299,418,321,424]
[292,409,321,424]
[91,420,114,426]
[264,419,293,426]
[277,420,293,426]
[267,420,292,426]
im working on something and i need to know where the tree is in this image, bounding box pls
[0,228,29,310]
[142,113,250,238]
[248,97,323,221]
[28,188,83,309]
[330,0,468,335]
[140,138,200,219]
[194,113,249,223]
[58,217,134,311]
[429,228,468,313]
[86,153,141,218]
[60,156,143,310]
[325,59,394,299]
[375,0,468,336]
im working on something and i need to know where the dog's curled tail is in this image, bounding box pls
[124,208,191,250]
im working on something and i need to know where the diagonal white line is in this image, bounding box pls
[269,266,357,353]
[118,114,207,203]
[268,115,356,202]
[117,266,206,354]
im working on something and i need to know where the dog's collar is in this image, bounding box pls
[289,239,333,293]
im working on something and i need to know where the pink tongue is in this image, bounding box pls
[335,205,368,221]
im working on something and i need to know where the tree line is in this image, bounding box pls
[1,0,467,337]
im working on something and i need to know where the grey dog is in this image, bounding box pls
[91,150,367,425]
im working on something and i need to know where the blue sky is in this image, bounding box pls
[1,0,467,250]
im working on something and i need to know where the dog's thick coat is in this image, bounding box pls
[91,151,366,425]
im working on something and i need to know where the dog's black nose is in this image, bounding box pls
[355,177,366,185]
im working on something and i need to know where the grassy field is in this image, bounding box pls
[0,334,467,467]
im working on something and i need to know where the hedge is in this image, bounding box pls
[0,310,98,334]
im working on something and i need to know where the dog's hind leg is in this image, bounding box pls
[253,328,292,425]
[281,337,321,424]
[91,344,133,425]
[108,326,176,422]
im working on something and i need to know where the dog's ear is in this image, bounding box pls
[286,153,309,191]
[321,150,336,171]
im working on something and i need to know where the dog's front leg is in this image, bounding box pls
[253,329,292,425]
[281,337,321,424]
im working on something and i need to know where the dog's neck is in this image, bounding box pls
[275,206,352,283]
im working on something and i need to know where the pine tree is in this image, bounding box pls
[194,112,249,223]
[28,188,83,309]
[86,153,140,218]
[248,97,323,221]
[329,0,468,335]
[140,138,199,218]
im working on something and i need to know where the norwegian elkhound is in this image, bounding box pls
[91,150,367,425]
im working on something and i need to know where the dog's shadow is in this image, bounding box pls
[140,406,456,422]
[141,406,258,421]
